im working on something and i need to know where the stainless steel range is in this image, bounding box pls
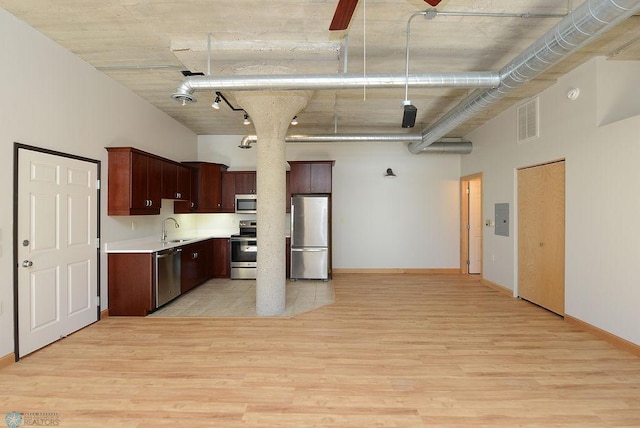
[230,220,257,279]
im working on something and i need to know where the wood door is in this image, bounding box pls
[17,148,99,357]
[161,161,178,199]
[220,172,236,212]
[212,238,230,278]
[518,160,565,315]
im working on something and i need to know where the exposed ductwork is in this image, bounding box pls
[408,0,640,153]
[171,72,501,104]
[238,134,473,154]
[171,0,640,155]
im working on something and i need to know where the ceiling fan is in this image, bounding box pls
[330,0,442,31]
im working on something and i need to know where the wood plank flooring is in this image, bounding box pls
[1,274,639,427]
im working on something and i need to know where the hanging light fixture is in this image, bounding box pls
[243,112,251,125]
[384,168,397,178]
[211,95,221,109]
[291,116,298,126]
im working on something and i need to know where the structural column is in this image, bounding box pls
[235,67,311,316]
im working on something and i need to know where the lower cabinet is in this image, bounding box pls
[181,239,214,293]
[212,238,230,278]
[108,253,154,316]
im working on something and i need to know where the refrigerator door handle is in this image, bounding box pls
[291,248,326,252]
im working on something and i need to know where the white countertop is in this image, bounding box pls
[105,234,230,253]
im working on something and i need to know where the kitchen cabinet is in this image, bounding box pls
[107,147,163,215]
[161,161,192,200]
[108,253,154,316]
[212,238,231,278]
[181,239,214,293]
[220,171,236,212]
[234,171,257,194]
[288,161,334,194]
[175,162,228,213]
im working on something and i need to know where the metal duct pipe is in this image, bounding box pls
[238,134,472,154]
[408,0,640,154]
[171,72,500,103]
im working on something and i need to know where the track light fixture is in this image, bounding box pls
[291,116,298,126]
[243,112,251,125]
[212,95,221,109]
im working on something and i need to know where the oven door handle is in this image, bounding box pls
[241,246,258,252]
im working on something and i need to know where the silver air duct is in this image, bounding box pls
[238,134,472,154]
[408,0,640,154]
[171,72,500,103]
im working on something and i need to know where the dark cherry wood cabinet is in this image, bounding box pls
[175,162,228,213]
[234,171,257,194]
[107,147,163,215]
[161,161,192,201]
[220,171,237,213]
[181,239,214,293]
[288,161,334,194]
[212,238,231,278]
[108,253,154,316]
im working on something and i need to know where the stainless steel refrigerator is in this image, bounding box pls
[290,195,330,280]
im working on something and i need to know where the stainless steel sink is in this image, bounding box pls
[162,238,192,244]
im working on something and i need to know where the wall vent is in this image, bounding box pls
[517,97,539,143]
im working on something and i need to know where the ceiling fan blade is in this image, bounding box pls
[424,0,441,6]
[330,0,359,31]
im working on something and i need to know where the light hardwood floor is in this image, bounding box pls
[2,274,639,427]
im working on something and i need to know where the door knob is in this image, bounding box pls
[22,260,33,267]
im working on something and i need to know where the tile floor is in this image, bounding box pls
[149,278,335,317]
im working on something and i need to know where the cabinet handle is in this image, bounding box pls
[190,202,195,208]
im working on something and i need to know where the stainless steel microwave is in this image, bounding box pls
[235,194,257,213]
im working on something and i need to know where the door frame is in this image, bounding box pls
[460,173,483,275]
[13,143,101,361]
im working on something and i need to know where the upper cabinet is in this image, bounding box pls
[175,162,228,213]
[234,171,257,194]
[220,171,257,212]
[161,161,192,201]
[107,147,163,215]
[288,161,334,194]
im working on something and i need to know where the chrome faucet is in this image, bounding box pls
[161,217,180,241]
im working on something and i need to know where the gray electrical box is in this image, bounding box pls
[495,203,509,237]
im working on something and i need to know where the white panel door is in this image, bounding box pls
[18,149,98,357]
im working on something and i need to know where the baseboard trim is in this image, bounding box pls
[100,309,109,319]
[480,278,513,297]
[564,315,640,357]
[0,352,15,370]
[332,268,461,275]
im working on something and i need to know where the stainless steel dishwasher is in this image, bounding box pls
[155,247,182,308]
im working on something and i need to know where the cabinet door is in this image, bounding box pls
[235,171,257,194]
[161,161,178,199]
[220,172,236,212]
[108,253,154,316]
[310,163,332,193]
[181,242,200,293]
[147,156,162,208]
[196,163,223,211]
[174,167,198,213]
[176,165,191,200]
[212,238,231,278]
[289,162,311,194]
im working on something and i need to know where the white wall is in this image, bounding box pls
[197,135,462,269]
[462,57,640,346]
[0,9,197,358]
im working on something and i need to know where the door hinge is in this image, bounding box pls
[466,259,470,265]
[96,238,100,249]
[466,187,470,194]
[466,223,471,230]
[96,179,101,190]
[96,296,100,306]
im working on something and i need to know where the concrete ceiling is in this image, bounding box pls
[1,0,639,137]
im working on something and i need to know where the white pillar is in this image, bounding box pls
[234,68,311,316]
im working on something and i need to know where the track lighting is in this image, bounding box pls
[243,112,251,125]
[212,95,221,109]
[291,116,298,126]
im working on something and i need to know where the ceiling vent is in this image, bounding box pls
[517,98,539,143]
